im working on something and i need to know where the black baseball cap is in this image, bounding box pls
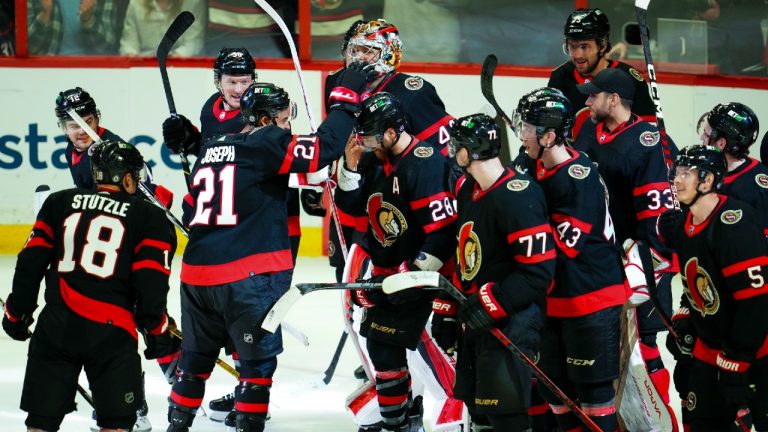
[576,67,635,100]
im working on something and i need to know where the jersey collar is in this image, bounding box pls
[212,96,241,123]
[472,167,516,202]
[684,195,726,237]
[596,114,640,145]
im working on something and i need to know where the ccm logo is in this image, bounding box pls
[566,357,595,366]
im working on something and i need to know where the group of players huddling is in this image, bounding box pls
[4,6,768,432]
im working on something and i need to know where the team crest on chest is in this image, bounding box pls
[639,131,659,147]
[755,173,768,189]
[720,209,742,224]
[367,193,408,247]
[683,257,720,316]
[458,222,481,280]
[567,164,590,179]
[404,77,424,91]
[507,179,530,192]
[413,146,433,158]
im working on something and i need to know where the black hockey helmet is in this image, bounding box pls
[672,145,726,189]
[214,47,257,81]
[564,8,610,41]
[514,87,573,142]
[449,114,501,161]
[90,140,145,186]
[55,87,99,122]
[705,102,759,158]
[241,82,295,126]
[356,92,407,137]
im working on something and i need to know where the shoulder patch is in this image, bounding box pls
[628,67,644,82]
[567,164,590,180]
[720,209,743,225]
[639,131,659,147]
[404,76,424,91]
[507,179,530,192]
[755,173,768,189]
[413,146,433,158]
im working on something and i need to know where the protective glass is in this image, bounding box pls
[511,109,523,139]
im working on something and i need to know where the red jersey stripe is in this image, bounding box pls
[132,260,171,276]
[278,137,299,174]
[134,238,172,254]
[33,220,54,239]
[409,192,452,210]
[722,256,768,277]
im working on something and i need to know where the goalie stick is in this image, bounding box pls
[383,272,603,432]
[157,11,196,188]
[480,54,514,131]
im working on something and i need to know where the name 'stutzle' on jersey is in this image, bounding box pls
[199,92,246,145]
[337,139,456,270]
[181,110,355,286]
[65,127,123,190]
[532,148,627,317]
[10,188,174,339]
[720,157,768,237]
[674,196,768,360]
[548,60,656,137]
[573,115,677,254]
[455,167,555,312]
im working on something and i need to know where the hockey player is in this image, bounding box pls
[660,145,768,431]
[548,8,656,137]
[572,66,679,424]
[165,66,371,432]
[447,113,555,431]
[513,88,626,430]
[3,140,180,432]
[336,92,457,432]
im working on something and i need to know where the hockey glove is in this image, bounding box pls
[657,209,683,248]
[162,115,201,157]
[328,61,377,113]
[716,352,755,408]
[665,306,695,359]
[300,190,327,217]
[2,297,32,341]
[387,261,426,304]
[458,283,507,332]
[142,315,182,360]
[431,297,459,354]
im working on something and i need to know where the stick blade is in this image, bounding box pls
[157,11,196,59]
[261,287,303,333]
[382,271,441,294]
[634,0,651,11]
[480,54,498,101]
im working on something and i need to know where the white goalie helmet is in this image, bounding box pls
[346,19,403,75]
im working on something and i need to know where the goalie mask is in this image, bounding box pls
[55,87,99,123]
[449,114,501,161]
[241,83,296,126]
[702,102,759,158]
[90,140,146,187]
[347,19,403,75]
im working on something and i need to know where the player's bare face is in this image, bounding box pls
[273,106,292,131]
[698,121,715,146]
[567,39,601,76]
[672,166,698,205]
[518,123,542,157]
[220,74,254,111]
[585,92,611,123]
[62,114,99,152]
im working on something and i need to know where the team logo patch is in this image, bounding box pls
[629,67,644,82]
[404,76,424,91]
[367,193,408,247]
[567,164,590,179]
[720,209,742,224]
[311,0,342,10]
[683,257,720,316]
[243,333,254,344]
[639,131,660,147]
[686,391,696,411]
[327,240,335,257]
[458,222,482,281]
[507,179,530,192]
[755,173,768,189]
[125,392,135,404]
[413,146,433,158]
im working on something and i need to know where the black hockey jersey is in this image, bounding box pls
[532,148,627,317]
[674,196,768,362]
[455,167,555,312]
[720,157,768,237]
[181,109,355,286]
[573,115,677,255]
[65,127,123,190]
[199,92,246,145]
[548,60,656,137]
[9,187,174,340]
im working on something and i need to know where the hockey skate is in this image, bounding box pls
[208,391,235,422]
[89,401,151,432]
[390,396,425,432]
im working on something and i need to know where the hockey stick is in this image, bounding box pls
[384,272,603,432]
[34,184,50,217]
[322,331,348,384]
[157,11,196,188]
[480,54,514,131]
[168,326,239,378]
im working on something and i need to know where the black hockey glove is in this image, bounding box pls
[716,351,755,408]
[142,315,182,360]
[657,209,683,248]
[300,190,327,217]
[162,115,201,157]
[665,306,695,359]
[458,283,506,332]
[431,297,459,354]
[328,61,377,113]
[2,298,32,342]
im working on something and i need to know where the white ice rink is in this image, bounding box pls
[0,255,684,431]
